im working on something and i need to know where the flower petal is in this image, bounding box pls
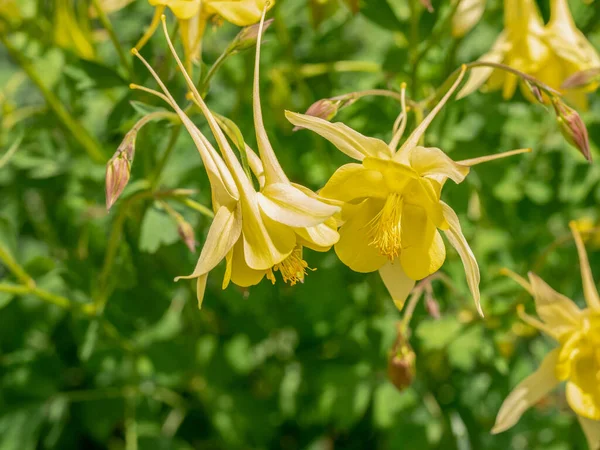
[567,381,600,421]
[335,198,387,273]
[242,201,296,270]
[175,204,242,280]
[570,221,600,311]
[400,204,446,280]
[527,272,582,331]
[577,416,600,450]
[258,182,340,228]
[379,260,416,310]
[407,146,470,184]
[285,111,393,161]
[320,163,388,203]
[440,202,482,316]
[230,239,266,287]
[294,218,340,251]
[492,349,560,434]
[196,274,208,309]
[206,0,271,26]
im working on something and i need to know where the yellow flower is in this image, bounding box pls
[493,222,600,450]
[286,69,530,312]
[459,0,600,108]
[451,0,486,38]
[205,0,273,26]
[54,0,96,60]
[132,13,338,306]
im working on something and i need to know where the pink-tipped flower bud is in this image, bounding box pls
[177,220,197,253]
[105,130,136,211]
[425,295,441,320]
[419,0,434,12]
[387,325,416,392]
[229,18,274,53]
[292,99,341,131]
[552,97,591,162]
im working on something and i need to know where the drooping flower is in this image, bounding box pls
[459,0,600,108]
[287,68,530,312]
[493,222,600,450]
[131,13,338,306]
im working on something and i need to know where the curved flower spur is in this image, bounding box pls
[131,12,339,307]
[494,223,600,450]
[286,69,531,315]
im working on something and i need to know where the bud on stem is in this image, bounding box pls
[551,97,591,162]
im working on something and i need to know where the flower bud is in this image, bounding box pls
[525,81,545,104]
[228,18,274,53]
[292,99,341,131]
[105,130,136,211]
[561,67,600,90]
[387,325,416,392]
[552,97,591,161]
[177,220,197,253]
[419,0,434,12]
[452,0,486,37]
[425,295,441,319]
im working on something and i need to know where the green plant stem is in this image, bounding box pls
[90,0,132,78]
[0,244,35,287]
[0,282,89,311]
[298,61,380,78]
[200,49,232,95]
[177,198,214,218]
[408,0,421,98]
[0,34,105,163]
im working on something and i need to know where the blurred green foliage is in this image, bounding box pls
[1,0,600,449]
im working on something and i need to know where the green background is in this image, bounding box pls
[1,0,600,448]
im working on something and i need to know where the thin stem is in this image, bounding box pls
[401,288,424,333]
[298,60,380,78]
[125,391,139,450]
[0,282,90,312]
[90,0,132,77]
[408,0,421,98]
[176,198,214,219]
[0,245,35,287]
[0,34,105,163]
[200,50,231,95]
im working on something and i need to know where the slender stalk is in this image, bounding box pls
[177,198,214,219]
[298,61,380,78]
[0,244,35,287]
[90,0,132,77]
[0,282,86,311]
[200,50,231,95]
[0,34,105,163]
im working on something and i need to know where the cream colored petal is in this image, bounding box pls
[451,0,486,38]
[334,198,388,273]
[441,202,482,316]
[258,182,339,228]
[320,163,389,203]
[157,0,202,19]
[241,202,296,270]
[379,261,416,310]
[492,349,560,434]
[175,204,242,280]
[577,416,600,450]
[285,111,393,161]
[407,146,470,184]
[294,218,339,252]
[570,221,600,311]
[527,272,582,331]
[230,239,266,287]
[206,0,271,26]
[456,34,507,100]
[457,148,531,166]
[567,382,600,421]
[196,274,208,309]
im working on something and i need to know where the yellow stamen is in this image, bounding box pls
[368,193,403,259]
[266,246,314,285]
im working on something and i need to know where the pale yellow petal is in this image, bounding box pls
[320,163,388,203]
[570,221,600,311]
[257,182,339,228]
[230,239,266,287]
[196,274,208,309]
[241,202,296,270]
[285,111,393,161]
[362,157,419,192]
[175,204,242,280]
[206,0,271,26]
[492,349,560,434]
[407,146,470,184]
[451,0,486,38]
[567,381,600,421]
[294,219,339,252]
[441,202,482,316]
[150,0,201,19]
[577,416,600,450]
[379,261,416,310]
[457,148,531,166]
[334,198,387,273]
[527,272,582,331]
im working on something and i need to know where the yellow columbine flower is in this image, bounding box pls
[54,0,96,60]
[493,223,600,450]
[459,0,600,108]
[131,14,338,306]
[286,69,530,312]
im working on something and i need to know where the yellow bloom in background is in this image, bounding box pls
[132,13,338,306]
[451,0,486,38]
[287,69,529,312]
[54,0,96,60]
[494,222,600,450]
[459,0,600,108]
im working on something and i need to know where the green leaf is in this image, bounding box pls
[138,206,180,253]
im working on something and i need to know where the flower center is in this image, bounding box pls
[368,193,403,259]
[266,246,314,285]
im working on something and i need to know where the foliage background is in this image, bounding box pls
[1,0,600,448]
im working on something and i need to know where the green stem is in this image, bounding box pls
[0,34,105,163]
[0,245,35,287]
[0,282,90,312]
[177,198,214,219]
[200,50,232,96]
[408,0,421,98]
[298,61,380,78]
[90,0,133,77]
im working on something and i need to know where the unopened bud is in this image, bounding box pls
[419,0,434,12]
[292,99,341,131]
[451,0,485,37]
[177,220,196,253]
[552,97,591,162]
[387,325,416,392]
[425,296,441,319]
[228,18,274,53]
[561,67,600,90]
[525,81,545,104]
[105,130,136,210]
